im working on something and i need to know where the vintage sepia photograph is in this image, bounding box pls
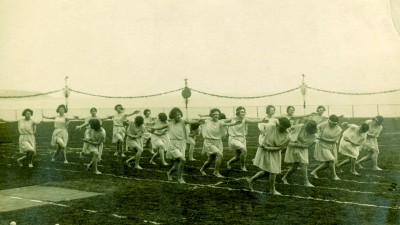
[1,0,400,224]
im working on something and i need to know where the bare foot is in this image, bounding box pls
[134,165,143,170]
[125,161,132,168]
[332,176,341,180]
[310,171,319,179]
[114,152,119,156]
[149,160,156,165]
[177,178,186,184]
[189,158,196,161]
[213,173,224,178]
[226,162,231,169]
[167,172,172,181]
[28,163,33,168]
[373,167,383,171]
[51,157,55,162]
[121,153,126,158]
[86,163,92,171]
[304,182,314,187]
[64,160,69,164]
[356,163,363,169]
[350,170,360,175]
[200,169,207,176]
[282,177,289,185]
[79,152,83,158]
[94,170,102,175]
[241,166,247,172]
[162,162,169,166]
[271,190,282,195]
[17,159,23,167]
[247,178,254,191]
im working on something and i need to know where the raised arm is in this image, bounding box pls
[125,110,140,117]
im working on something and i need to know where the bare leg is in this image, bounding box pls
[91,152,101,174]
[62,147,68,163]
[247,171,268,191]
[269,173,281,195]
[159,146,168,166]
[350,158,359,175]
[227,149,241,169]
[17,155,27,167]
[177,159,186,183]
[52,145,61,161]
[371,151,382,170]
[355,153,371,169]
[300,164,313,187]
[167,160,179,181]
[329,161,340,180]
[311,162,329,178]
[282,162,300,184]
[200,155,215,176]
[189,143,196,161]
[240,149,248,171]
[134,146,143,170]
[149,150,159,165]
[213,153,224,178]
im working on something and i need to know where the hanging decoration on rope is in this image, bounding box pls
[191,87,299,99]
[181,78,191,119]
[0,89,63,98]
[300,74,307,109]
[69,88,183,98]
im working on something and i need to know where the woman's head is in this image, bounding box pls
[316,106,326,115]
[277,117,291,132]
[22,108,33,118]
[89,118,101,131]
[134,116,144,126]
[286,106,295,115]
[304,120,317,134]
[90,107,97,116]
[56,104,68,114]
[169,107,183,121]
[158,113,168,122]
[236,106,246,117]
[190,123,200,131]
[328,114,339,127]
[144,109,151,117]
[360,122,369,133]
[266,105,276,116]
[374,116,384,125]
[114,104,124,112]
[209,108,221,119]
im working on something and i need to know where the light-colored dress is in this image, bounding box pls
[81,117,105,157]
[166,120,187,160]
[125,121,144,149]
[338,124,366,159]
[151,120,170,150]
[228,118,247,152]
[18,119,36,153]
[284,124,316,164]
[112,113,127,143]
[308,114,327,125]
[51,116,69,148]
[258,117,278,145]
[142,116,154,144]
[83,128,106,154]
[253,124,289,173]
[362,120,383,153]
[313,122,342,162]
[201,120,224,156]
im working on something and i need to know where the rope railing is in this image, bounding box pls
[190,87,300,99]
[69,88,183,99]
[307,86,400,95]
[0,89,63,99]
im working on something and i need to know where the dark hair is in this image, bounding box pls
[329,114,339,123]
[22,108,33,116]
[266,105,276,114]
[236,106,246,116]
[209,108,221,117]
[277,117,291,129]
[134,116,144,126]
[89,118,101,131]
[56,104,68,113]
[144,109,151,115]
[90,107,97,112]
[360,122,369,133]
[286,106,295,113]
[374,115,384,125]
[219,113,227,120]
[158,113,168,122]
[114,104,123,111]
[316,105,326,111]
[169,107,183,120]
[190,123,200,131]
[305,120,317,134]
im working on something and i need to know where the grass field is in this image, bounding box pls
[0,119,399,225]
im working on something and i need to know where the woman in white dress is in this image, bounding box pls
[311,115,342,180]
[149,113,170,166]
[83,119,106,174]
[142,109,156,154]
[199,108,240,178]
[43,104,76,164]
[355,116,384,170]
[76,108,104,160]
[337,122,369,175]
[247,117,291,195]
[282,120,317,187]
[125,116,145,169]
[106,104,139,157]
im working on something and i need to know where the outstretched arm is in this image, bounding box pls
[125,110,140,117]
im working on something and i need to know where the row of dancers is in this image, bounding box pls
[0,104,384,194]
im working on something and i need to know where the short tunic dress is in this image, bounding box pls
[112,113,127,143]
[313,122,342,162]
[201,120,224,156]
[83,127,106,154]
[125,121,145,150]
[51,116,69,148]
[142,116,154,143]
[258,117,278,145]
[284,124,316,164]
[151,120,170,150]
[253,124,289,173]
[362,120,382,153]
[228,118,248,152]
[166,120,187,160]
[18,119,36,153]
[338,124,366,159]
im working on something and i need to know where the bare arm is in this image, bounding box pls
[125,110,140,117]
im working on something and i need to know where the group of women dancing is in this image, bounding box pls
[0,104,385,194]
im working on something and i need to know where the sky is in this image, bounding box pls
[0,0,400,105]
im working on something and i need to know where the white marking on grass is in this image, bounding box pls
[112,214,127,218]
[143,220,162,224]
[10,196,22,199]
[30,199,43,203]
[83,209,98,213]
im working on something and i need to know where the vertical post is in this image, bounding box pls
[300,74,307,114]
[64,76,69,108]
[377,105,380,115]
[279,106,282,116]
[351,105,354,118]
[327,105,330,116]
[15,110,18,120]
[184,78,189,119]
[256,106,259,118]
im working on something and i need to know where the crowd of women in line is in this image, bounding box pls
[0,104,385,195]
